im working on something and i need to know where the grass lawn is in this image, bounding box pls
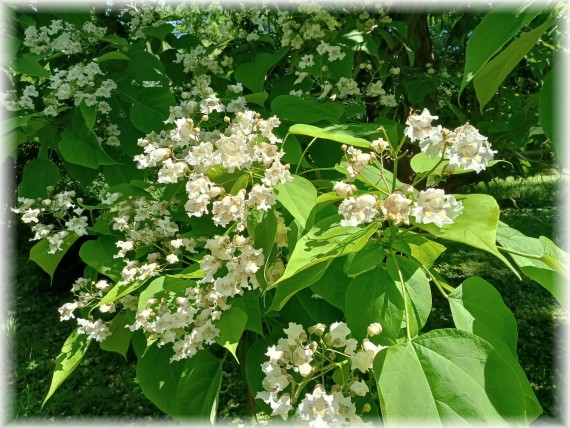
[6,172,567,423]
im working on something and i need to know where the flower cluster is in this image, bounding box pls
[11,190,88,253]
[129,234,264,361]
[405,108,496,173]
[23,18,106,55]
[257,321,384,425]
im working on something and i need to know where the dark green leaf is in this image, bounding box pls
[18,159,61,199]
[129,87,176,133]
[99,312,132,358]
[271,95,344,124]
[30,233,79,282]
[234,47,289,92]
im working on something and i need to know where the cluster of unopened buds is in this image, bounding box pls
[257,321,384,425]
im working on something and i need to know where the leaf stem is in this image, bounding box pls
[390,252,412,342]
[295,137,318,175]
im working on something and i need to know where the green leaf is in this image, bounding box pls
[449,278,543,421]
[345,266,404,341]
[415,194,518,276]
[268,216,378,311]
[274,175,317,231]
[309,258,350,310]
[100,35,129,46]
[392,234,446,268]
[129,87,176,133]
[214,306,248,361]
[474,18,553,110]
[99,312,132,358]
[94,51,131,62]
[136,344,222,420]
[79,237,124,282]
[58,130,117,169]
[289,124,371,148]
[410,152,501,175]
[449,277,518,355]
[245,337,273,415]
[18,159,61,199]
[98,281,145,308]
[374,329,526,423]
[80,101,97,131]
[244,91,269,107]
[343,240,385,277]
[459,6,542,96]
[496,222,566,302]
[13,53,50,78]
[137,276,191,312]
[43,329,90,406]
[247,209,277,260]
[142,23,175,40]
[231,291,263,335]
[271,95,344,124]
[280,287,344,329]
[386,256,432,338]
[30,233,79,282]
[268,260,331,313]
[234,47,289,92]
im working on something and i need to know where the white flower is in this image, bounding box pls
[58,302,78,321]
[328,322,351,347]
[332,181,356,197]
[338,195,379,227]
[411,188,463,228]
[350,379,369,396]
[418,124,446,157]
[448,124,496,173]
[284,322,306,341]
[350,350,374,373]
[404,108,438,142]
[296,385,336,424]
[371,138,389,153]
[381,192,412,225]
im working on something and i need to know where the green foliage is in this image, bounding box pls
[8,3,562,424]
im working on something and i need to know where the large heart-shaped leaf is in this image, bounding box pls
[374,329,531,423]
[274,175,317,231]
[136,344,222,420]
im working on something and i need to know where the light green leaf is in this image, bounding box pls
[136,344,222,419]
[289,124,371,148]
[231,291,263,335]
[274,175,317,231]
[234,47,289,92]
[247,209,277,261]
[214,306,248,361]
[244,91,269,107]
[30,233,79,283]
[449,277,518,355]
[268,216,378,311]
[99,312,132,358]
[386,255,432,338]
[449,277,543,421]
[18,159,61,199]
[271,95,344,124]
[496,222,566,302]
[415,194,518,276]
[459,6,542,96]
[374,329,529,423]
[410,152,501,175]
[474,18,553,110]
[393,234,446,268]
[345,266,404,341]
[43,329,90,406]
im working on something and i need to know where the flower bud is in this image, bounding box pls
[367,322,383,336]
[309,323,326,336]
[363,403,372,413]
[398,184,414,197]
[201,114,209,121]
[443,164,456,175]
